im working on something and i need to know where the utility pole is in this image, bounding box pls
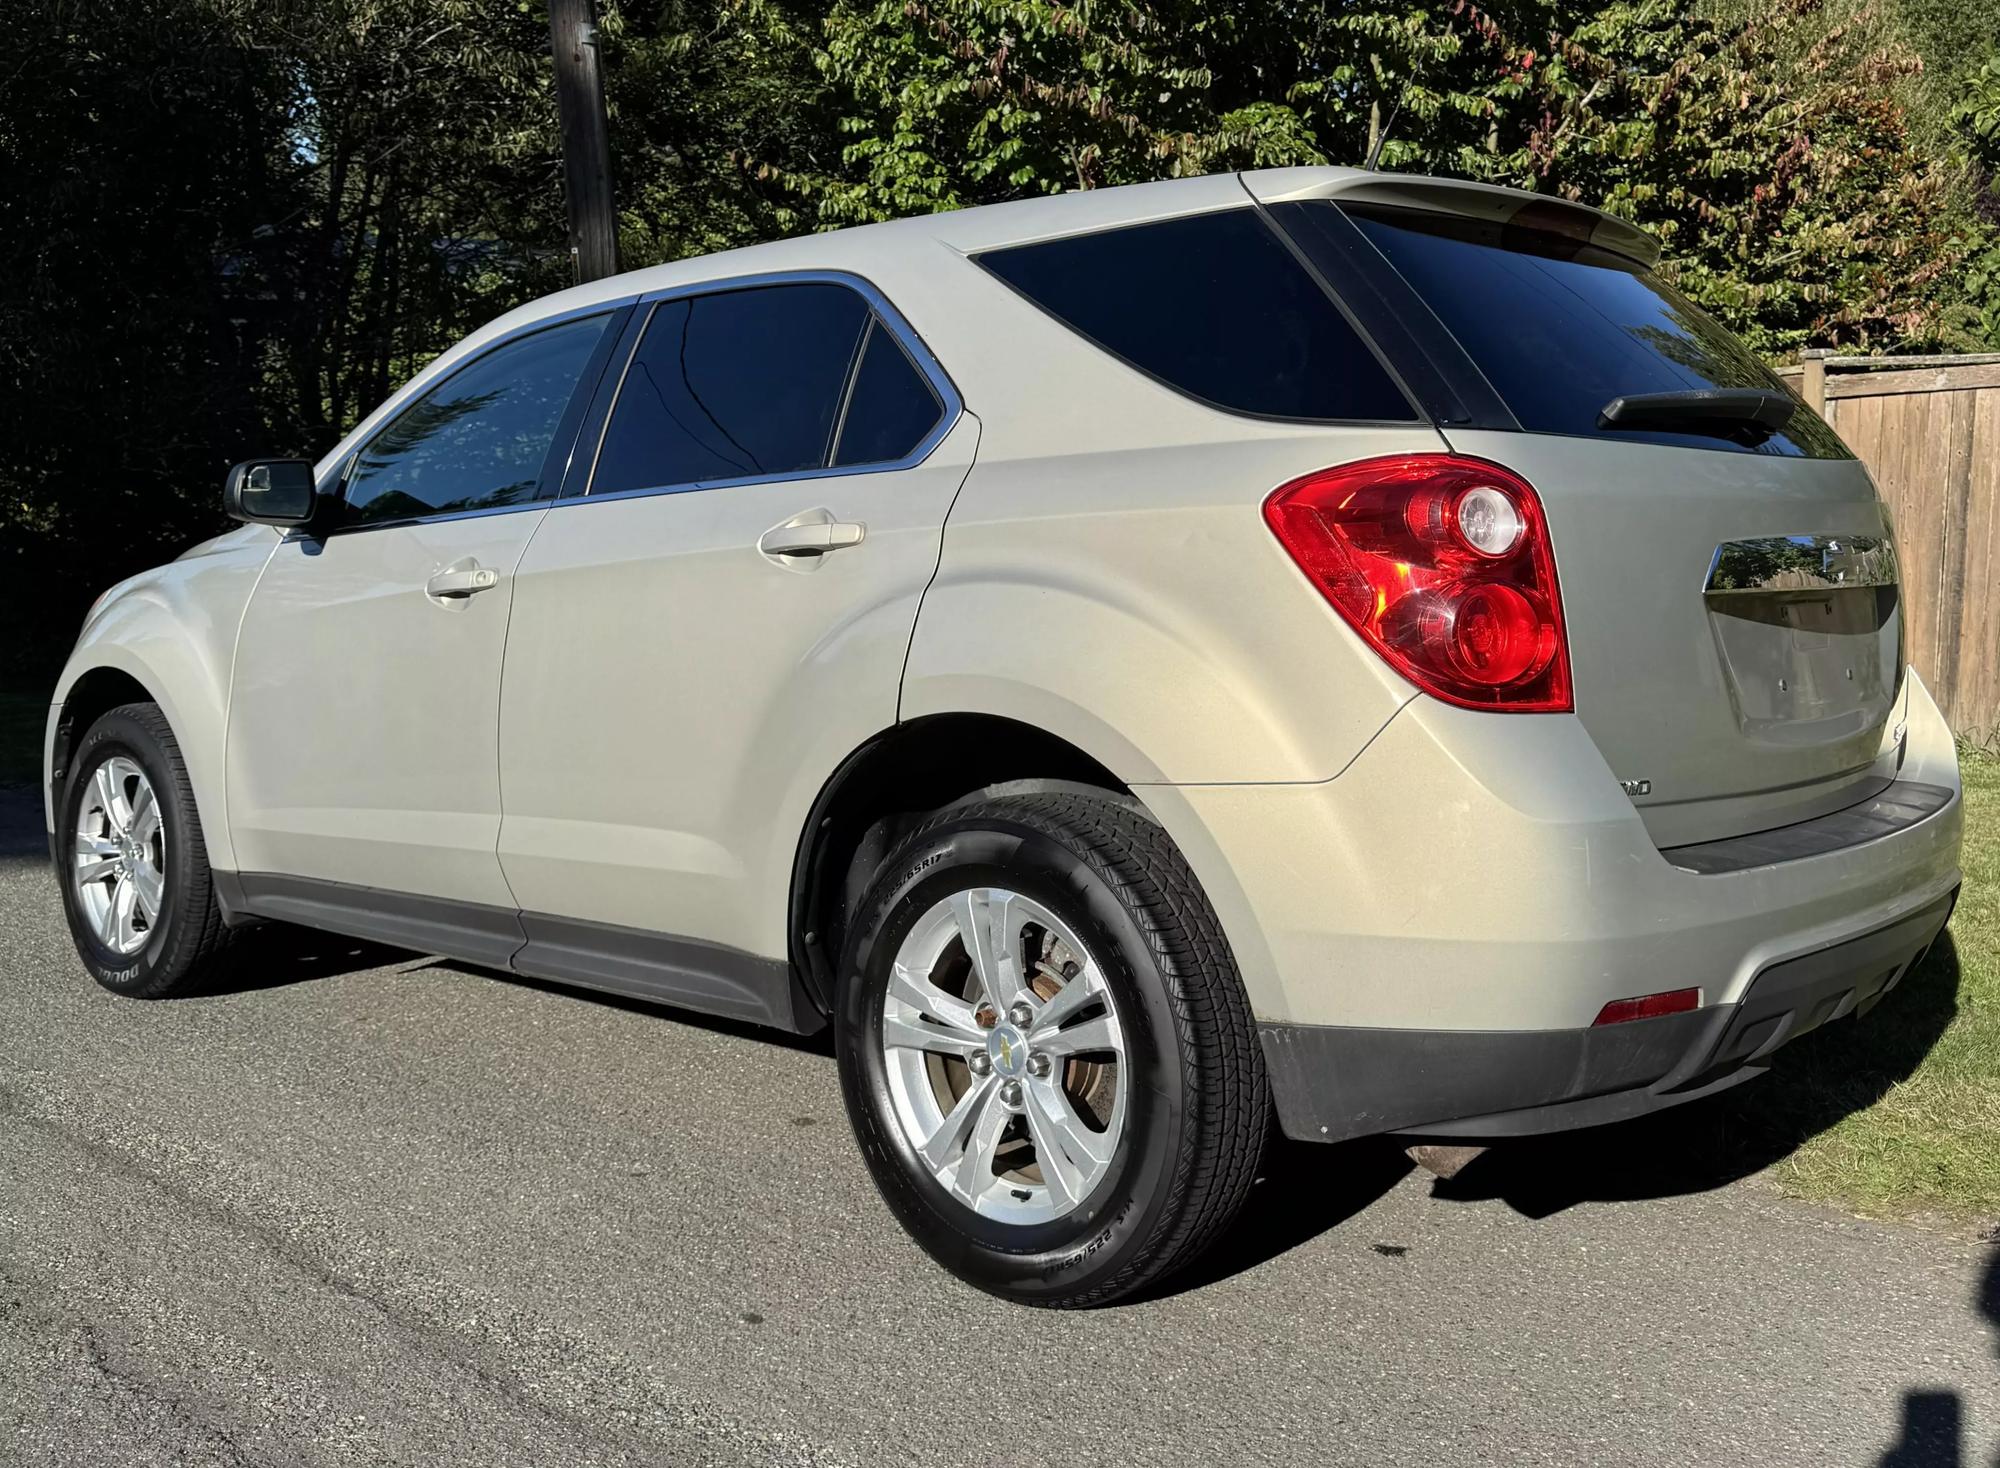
[548,0,618,284]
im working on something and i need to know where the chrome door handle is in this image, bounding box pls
[425,565,500,598]
[758,514,865,558]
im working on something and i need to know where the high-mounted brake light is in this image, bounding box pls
[1262,455,1572,712]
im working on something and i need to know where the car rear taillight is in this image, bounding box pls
[1262,455,1572,712]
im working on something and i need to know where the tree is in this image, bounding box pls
[1514,0,1975,353]
[598,0,838,260]
[0,0,284,670]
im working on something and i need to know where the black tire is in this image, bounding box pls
[835,790,1268,1307]
[56,702,235,998]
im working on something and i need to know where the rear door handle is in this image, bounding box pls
[425,564,500,599]
[757,514,866,559]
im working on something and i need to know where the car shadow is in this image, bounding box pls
[178,921,421,997]
[467,964,837,1058]
[1138,931,1966,1300]
[0,786,49,861]
[178,931,839,1056]
[1125,1132,1416,1303]
[1427,933,1963,1219]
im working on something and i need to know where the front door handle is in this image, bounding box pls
[758,511,866,559]
[425,564,500,599]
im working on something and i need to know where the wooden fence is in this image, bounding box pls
[1774,352,2000,744]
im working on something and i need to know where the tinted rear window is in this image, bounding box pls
[1341,203,1847,458]
[975,209,1415,422]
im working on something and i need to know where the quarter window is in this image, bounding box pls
[973,209,1416,422]
[834,320,945,468]
[344,314,612,526]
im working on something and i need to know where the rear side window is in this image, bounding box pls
[592,283,869,494]
[1339,203,1848,459]
[974,209,1416,422]
[344,314,613,525]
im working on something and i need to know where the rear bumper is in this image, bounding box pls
[1135,666,1964,1143]
[1261,887,1957,1141]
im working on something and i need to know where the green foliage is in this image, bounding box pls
[1509,0,1974,354]
[5,0,1999,678]
[763,0,1978,355]
[0,0,284,667]
[598,0,835,257]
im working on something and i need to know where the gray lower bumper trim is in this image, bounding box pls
[1262,1010,1710,1143]
[1264,887,1958,1143]
[1660,779,1955,875]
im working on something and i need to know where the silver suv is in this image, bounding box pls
[46,168,1964,1306]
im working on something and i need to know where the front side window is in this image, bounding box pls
[344,314,613,526]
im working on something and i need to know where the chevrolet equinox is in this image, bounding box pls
[46,168,1964,1306]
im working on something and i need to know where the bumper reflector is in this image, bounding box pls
[1593,987,1701,1026]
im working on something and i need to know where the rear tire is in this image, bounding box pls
[835,790,1268,1307]
[56,703,234,998]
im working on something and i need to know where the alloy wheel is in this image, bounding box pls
[879,887,1127,1225]
[72,756,166,956]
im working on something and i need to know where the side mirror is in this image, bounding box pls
[224,459,318,526]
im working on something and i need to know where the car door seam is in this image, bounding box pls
[896,411,983,724]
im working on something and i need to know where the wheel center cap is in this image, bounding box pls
[986,1024,1028,1078]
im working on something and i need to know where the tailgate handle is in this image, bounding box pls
[1704,536,1897,596]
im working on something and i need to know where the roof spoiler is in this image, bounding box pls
[1239,168,1661,271]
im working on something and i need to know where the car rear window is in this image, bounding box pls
[974,209,1417,423]
[1337,203,1847,459]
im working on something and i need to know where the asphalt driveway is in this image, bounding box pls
[2,790,1995,1466]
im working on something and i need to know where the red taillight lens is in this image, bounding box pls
[1593,987,1702,1026]
[1262,455,1572,712]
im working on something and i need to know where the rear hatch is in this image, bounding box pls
[1255,174,1903,847]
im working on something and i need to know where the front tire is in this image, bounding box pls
[836,790,1267,1307]
[57,702,234,998]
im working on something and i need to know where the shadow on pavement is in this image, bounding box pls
[187,921,418,997]
[1127,1133,1415,1303]
[474,965,837,1057]
[0,786,48,860]
[1872,1242,2000,1467]
[1425,934,1963,1220]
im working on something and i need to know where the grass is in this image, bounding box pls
[1728,747,2000,1226]
[0,682,47,789]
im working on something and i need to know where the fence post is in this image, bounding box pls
[1800,348,1829,415]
